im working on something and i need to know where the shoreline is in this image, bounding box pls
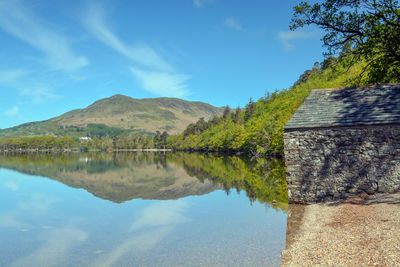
[0,148,173,153]
[281,192,400,266]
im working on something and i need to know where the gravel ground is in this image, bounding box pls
[281,192,400,266]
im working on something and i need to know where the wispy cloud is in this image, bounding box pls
[4,106,20,117]
[85,5,172,72]
[278,31,316,51]
[85,4,191,97]
[224,17,244,31]
[20,87,63,104]
[193,0,215,8]
[0,0,88,71]
[131,67,190,98]
[0,69,29,84]
[0,69,63,104]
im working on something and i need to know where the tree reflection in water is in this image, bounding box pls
[0,152,288,210]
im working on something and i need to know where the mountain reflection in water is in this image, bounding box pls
[0,152,287,208]
[0,152,289,266]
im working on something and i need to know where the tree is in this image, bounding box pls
[244,97,256,122]
[154,130,161,147]
[232,106,242,123]
[222,105,231,120]
[264,90,270,103]
[291,0,400,83]
[160,131,169,148]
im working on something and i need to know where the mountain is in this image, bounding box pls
[0,95,223,137]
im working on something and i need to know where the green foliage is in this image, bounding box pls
[244,97,256,122]
[291,0,400,83]
[222,105,231,120]
[81,133,156,151]
[153,131,169,148]
[168,56,369,157]
[170,153,288,210]
[0,136,77,151]
[0,132,158,152]
[86,124,125,138]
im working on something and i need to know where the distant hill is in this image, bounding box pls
[0,95,223,137]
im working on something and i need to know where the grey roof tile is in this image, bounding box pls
[284,83,400,130]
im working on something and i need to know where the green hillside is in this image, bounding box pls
[0,95,223,138]
[167,58,389,156]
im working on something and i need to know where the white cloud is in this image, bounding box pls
[224,17,244,31]
[278,31,316,51]
[85,4,192,97]
[0,0,88,71]
[20,87,63,104]
[0,69,29,84]
[131,67,190,98]
[85,5,172,72]
[193,0,214,8]
[0,69,63,104]
[4,106,19,117]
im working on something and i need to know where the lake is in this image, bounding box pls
[0,152,289,267]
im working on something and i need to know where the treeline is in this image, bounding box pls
[167,55,378,157]
[0,131,169,152]
[0,136,76,151]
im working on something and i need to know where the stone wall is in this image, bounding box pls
[284,124,400,203]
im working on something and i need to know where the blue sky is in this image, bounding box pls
[0,0,324,129]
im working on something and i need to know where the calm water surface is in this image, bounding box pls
[0,152,289,266]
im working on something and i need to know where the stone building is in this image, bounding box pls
[284,83,400,203]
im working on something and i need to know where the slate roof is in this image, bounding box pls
[284,83,400,130]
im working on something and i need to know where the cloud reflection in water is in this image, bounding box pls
[93,200,190,266]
